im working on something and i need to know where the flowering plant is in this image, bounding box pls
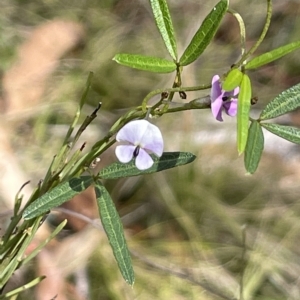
[2,0,300,298]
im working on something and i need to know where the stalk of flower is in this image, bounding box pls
[211,75,239,122]
[115,119,164,170]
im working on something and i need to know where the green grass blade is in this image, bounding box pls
[79,71,93,109]
[237,74,252,154]
[260,83,300,120]
[149,0,177,60]
[179,0,228,66]
[1,276,46,299]
[98,152,196,179]
[113,54,176,73]
[22,176,94,219]
[245,40,300,70]
[21,220,67,265]
[95,181,134,286]
[244,121,264,174]
[261,123,300,144]
[0,216,43,289]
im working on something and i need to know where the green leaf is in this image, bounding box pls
[244,121,264,174]
[99,152,196,179]
[245,40,300,70]
[23,176,94,219]
[0,217,43,288]
[261,123,300,144]
[113,54,176,73]
[21,220,67,265]
[260,83,300,120]
[222,69,243,91]
[95,181,134,286]
[237,74,252,154]
[149,0,177,60]
[179,0,228,66]
[79,71,93,109]
[2,276,46,298]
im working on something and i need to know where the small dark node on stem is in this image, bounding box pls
[251,96,258,105]
[80,142,86,151]
[161,92,168,99]
[91,102,102,118]
[179,91,187,99]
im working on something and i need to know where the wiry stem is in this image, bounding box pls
[235,0,272,67]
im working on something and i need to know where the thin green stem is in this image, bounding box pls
[235,0,272,67]
[142,84,211,112]
[228,9,246,57]
[239,226,247,300]
[1,276,46,299]
[155,95,211,115]
[72,102,102,145]
[166,67,182,102]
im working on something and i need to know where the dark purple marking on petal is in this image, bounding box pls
[133,145,140,157]
[222,96,229,101]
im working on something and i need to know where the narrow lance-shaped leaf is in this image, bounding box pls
[113,54,176,73]
[23,176,94,219]
[261,123,300,144]
[2,276,46,299]
[99,152,196,179]
[260,83,300,120]
[95,181,134,286]
[21,220,68,266]
[237,74,252,154]
[179,0,228,66]
[244,121,264,174]
[79,71,93,109]
[245,40,300,70]
[149,0,177,60]
[222,68,243,91]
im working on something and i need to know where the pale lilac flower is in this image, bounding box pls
[115,120,164,170]
[211,75,239,122]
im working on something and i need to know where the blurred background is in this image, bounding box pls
[1,0,300,299]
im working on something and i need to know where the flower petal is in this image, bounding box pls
[215,108,224,121]
[223,99,238,117]
[211,95,224,121]
[115,145,135,163]
[211,75,222,101]
[116,120,149,145]
[211,75,224,121]
[139,123,163,157]
[135,149,154,170]
[233,86,240,97]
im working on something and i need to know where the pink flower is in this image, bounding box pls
[211,75,239,122]
[115,120,164,170]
